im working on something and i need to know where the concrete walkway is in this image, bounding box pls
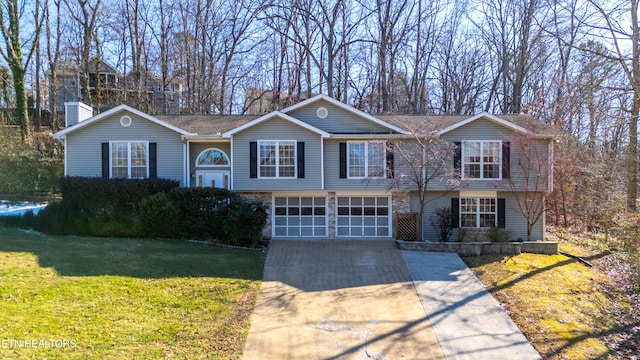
[242,240,445,360]
[402,251,542,360]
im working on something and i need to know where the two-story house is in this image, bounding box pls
[47,59,183,116]
[51,95,556,241]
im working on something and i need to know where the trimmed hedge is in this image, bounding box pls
[59,177,180,219]
[23,177,268,246]
[140,187,268,246]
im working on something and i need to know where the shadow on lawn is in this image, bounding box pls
[0,226,264,280]
[463,251,639,360]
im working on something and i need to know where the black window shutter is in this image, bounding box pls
[451,197,459,228]
[249,141,257,178]
[497,198,506,228]
[297,141,305,178]
[102,143,110,178]
[339,142,347,179]
[386,142,394,178]
[149,143,157,178]
[502,142,510,179]
[454,142,462,169]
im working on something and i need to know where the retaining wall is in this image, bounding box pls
[397,240,558,256]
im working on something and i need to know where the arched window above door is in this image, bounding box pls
[196,148,229,166]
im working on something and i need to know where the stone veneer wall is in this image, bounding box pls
[328,192,337,238]
[392,191,411,213]
[238,192,272,239]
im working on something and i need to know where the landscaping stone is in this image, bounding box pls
[396,240,556,256]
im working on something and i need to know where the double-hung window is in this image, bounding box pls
[111,141,148,178]
[460,198,496,228]
[348,141,385,178]
[462,141,501,179]
[259,140,296,178]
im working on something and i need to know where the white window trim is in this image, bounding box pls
[195,148,230,167]
[460,197,497,228]
[258,140,297,179]
[347,141,387,179]
[461,140,502,180]
[109,141,149,179]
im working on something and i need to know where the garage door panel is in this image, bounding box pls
[336,196,391,238]
[274,196,327,238]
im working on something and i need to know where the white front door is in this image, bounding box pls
[196,170,230,189]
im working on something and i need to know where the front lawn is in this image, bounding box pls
[0,225,264,359]
[463,239,639,359]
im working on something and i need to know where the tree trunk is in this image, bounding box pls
[13,68,31,142]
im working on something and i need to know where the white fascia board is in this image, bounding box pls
[221,111,330,138]
[51,104,196,139]
[182,135,227,141]
[434,112,534,137]
[330,133,413,140]
[281,94,410,135]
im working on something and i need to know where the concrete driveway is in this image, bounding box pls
[403,251,542,360]
[242,239,445,360]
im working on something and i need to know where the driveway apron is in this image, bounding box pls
[242,239,445,360]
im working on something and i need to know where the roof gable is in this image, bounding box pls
[221,111,330,138]
[52,104,195,139]
[434,112,535,137]
[281,94,409,134]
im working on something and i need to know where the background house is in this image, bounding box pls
[46,59,183,117]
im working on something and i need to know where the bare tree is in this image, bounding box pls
[577,0,640,212]
[44,0,63,129]
[63,0,101,107]
[388,125,460,240]
[0,0,44,143]
[472,0,546,114]
[506,132,553,240]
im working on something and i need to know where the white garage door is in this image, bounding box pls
[273,196,327,237]
[336,196,390,237]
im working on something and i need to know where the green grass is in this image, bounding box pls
[463,242,635,360]
[0,225,264,359]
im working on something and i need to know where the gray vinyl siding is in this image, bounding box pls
[501,192,544,240]
[232,117,322,190]
[415,192,452,241]
[418,191,544,242]
[286,99,394,133]
[323,139,394,190]
[189,142,231,171]
[65,110,185,185]
[436,118,551,192]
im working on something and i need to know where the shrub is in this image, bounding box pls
[33,200,89,235]
[166,187,233,239]
[88,218,144,238]
[487,227,513,242]
[430,207,454,242]
[139,192,180,238]
[223,197,268,247]
[59,177,179,220]
[139,188,268,246]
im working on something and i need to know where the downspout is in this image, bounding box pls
[321,137,325,190]
[229,137,234,191]
[63,137,67,176]
[184,142,189,187]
